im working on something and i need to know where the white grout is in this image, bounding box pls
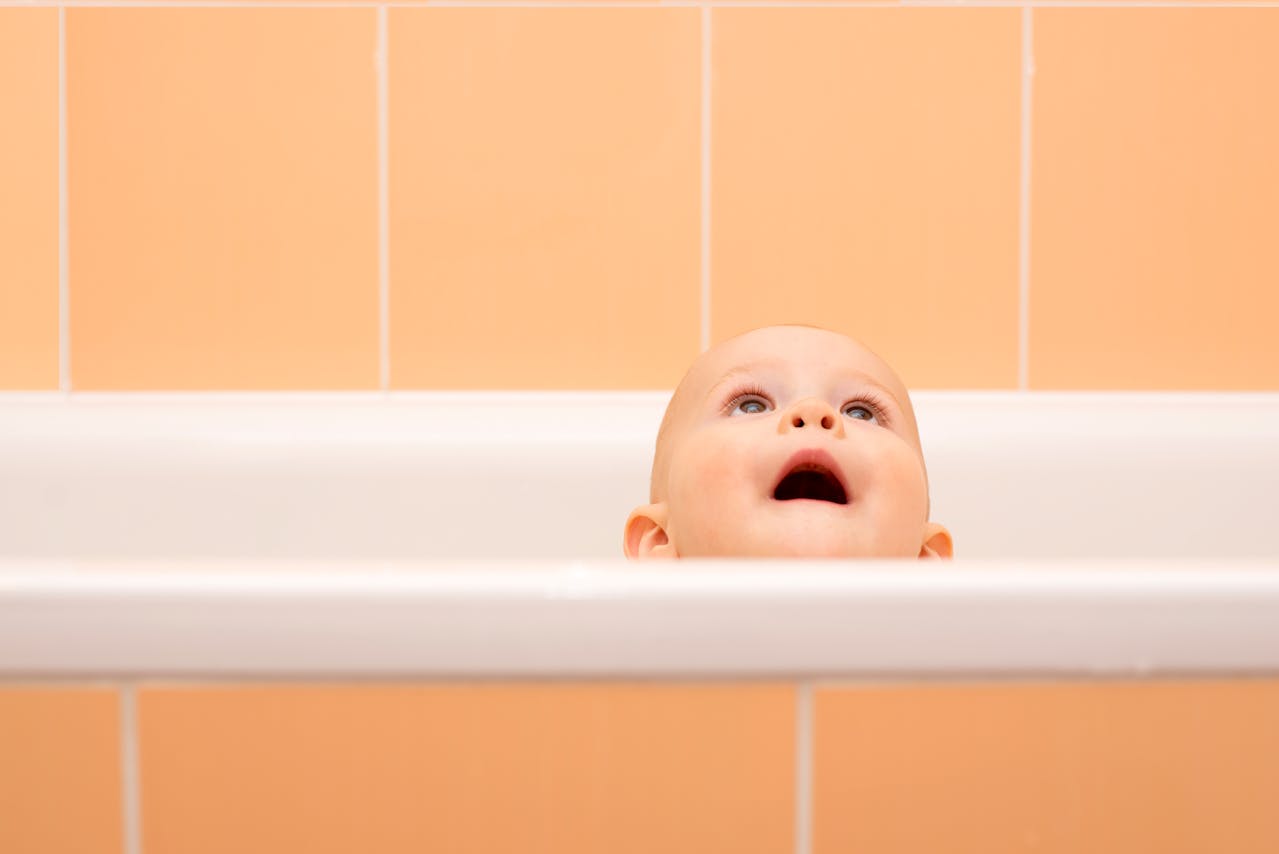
[902,0,1279,4]
[3,1,674,6]
[6,1,1279,8]
[377,6,390,393]
[1018,7,1033,391]
[120,684,142,854]
[4,388,1274,403]
[59,8,69,395]
[795,681,813,854]
[20,0,1263,402]
[700,6,711,353]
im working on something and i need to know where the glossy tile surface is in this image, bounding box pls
[67,9,379,390]
[389,9,701,389]
[0,687,123,854]
[712,8,1021,389]
[0,9,59,390]
[140,682,794,854]
[1031,9,1279,389]
[814,680,1279,853]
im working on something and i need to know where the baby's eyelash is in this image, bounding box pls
[721,384,772,414]
[851,390,893,427]
[721,385,892,426]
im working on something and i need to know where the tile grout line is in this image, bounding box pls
[1018,6,1033,391]
[795,680,813,854]
[5,389,1275,402]
[10,2,1279,7]
[377,6,391,393]
[120,683,142,854]
[700,5,711,353]
[22,0,1259,401]
[59,6,70,396]
[8,2,1279,7]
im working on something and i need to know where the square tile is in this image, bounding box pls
[712,8,1022,389]
[0,687,123,854]
[815,680,1279,853]
[67,9,379,390]
[389,9,701,390]
[0,9,60,390]
[140,682,794,854]
[1031,9,1279,389]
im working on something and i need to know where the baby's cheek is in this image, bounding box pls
[674,433,737,496]
[670,435,756,553]
[861,440,929,511]
[670,439,741,534]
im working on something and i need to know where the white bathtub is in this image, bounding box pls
[2,391,1278,678]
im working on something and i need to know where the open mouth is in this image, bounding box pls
[772,452,849,505]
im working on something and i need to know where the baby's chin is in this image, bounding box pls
[749,515,881,558]
[683,529,887,559]
[748,541,878,559]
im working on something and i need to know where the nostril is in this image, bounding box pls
[793,416,805,428]
[820,415,833,429]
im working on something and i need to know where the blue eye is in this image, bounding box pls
[842,402,877,422]
[730,395,771,416]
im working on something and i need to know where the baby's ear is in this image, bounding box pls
[917,522,954,559]
[623,503,677,559]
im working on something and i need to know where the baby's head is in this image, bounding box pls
[624,324,952,559]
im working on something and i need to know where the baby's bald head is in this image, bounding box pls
[626,323,949,559]
[650,324,928,504]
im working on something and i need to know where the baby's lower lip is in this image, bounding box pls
[769,496,853,507]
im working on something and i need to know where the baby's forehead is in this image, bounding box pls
[649,326,924,502]
[689,328,909,403]
[660,327,922,450]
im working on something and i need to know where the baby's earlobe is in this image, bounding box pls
[623,503,675,559]
[917,522,954,559]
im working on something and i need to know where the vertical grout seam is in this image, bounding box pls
[377,6,391,393]
[59,6,70,395]
[1018,6,1034,391]
[120,684,142,854]
[699,5,711,353]
[795,680,813,854]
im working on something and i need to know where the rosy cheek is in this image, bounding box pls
[888,450,930,512]
[669,430,756,544]
[699,447,741,494]
[675,432,738,492]
[861,437,927,500]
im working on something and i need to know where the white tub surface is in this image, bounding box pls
[2,391,1278,560]
[3,560,1278,679]
[4,393,1277,679]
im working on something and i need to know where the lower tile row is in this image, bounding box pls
[3,680,1278,853]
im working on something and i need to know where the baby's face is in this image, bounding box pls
[628,326,950,559]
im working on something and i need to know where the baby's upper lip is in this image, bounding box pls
[772,448,850,504]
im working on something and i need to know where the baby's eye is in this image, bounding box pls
[842,402,878,423]
[730,395,772,416]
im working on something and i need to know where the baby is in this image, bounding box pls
[624,324,953,559]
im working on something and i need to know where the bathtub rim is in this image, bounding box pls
[4,558,1279,680]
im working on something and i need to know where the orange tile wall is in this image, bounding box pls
[0,687,123,854]
[0,8,59,390]
[3,3,1278,852]
[3,679,1278,854]
[2,4,1277,392]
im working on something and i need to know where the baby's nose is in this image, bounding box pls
[778,398,846,438]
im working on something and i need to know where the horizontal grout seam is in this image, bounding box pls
[10,2,1279,7]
